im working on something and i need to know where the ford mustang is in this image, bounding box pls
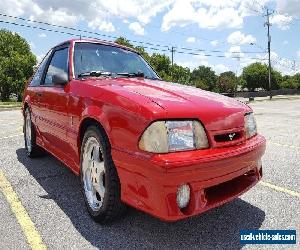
[22,39,266,223]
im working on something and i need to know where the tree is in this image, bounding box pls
[0,29,36,101]
[292,73,300,89]
[279,74,299,89]
[191,66,217,91]
[217,71,238,93]
[170,64,190,84]
[114,37,134,49]
[241,62,282,91]
[149,53,171,81]
[241,63,268,91]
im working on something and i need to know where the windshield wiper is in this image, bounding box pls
[144,76,161,80]
[78,71,161,80]
[116,72,145,78]
[78,71,113,78]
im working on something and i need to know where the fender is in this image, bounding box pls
[78,104,112,149]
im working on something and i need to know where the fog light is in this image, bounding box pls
[176,184,190,209]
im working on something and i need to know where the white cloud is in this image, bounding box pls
[129,22,145,35]
[29,8,78,27]
[227,31,256,45]
[270,14,293,30]
[88,19,115,32]
[225,46,245,59]
[214,64,230,74]
[0,0,172,29]
[210,40,219,47]
[297,50,300,58]
[186,37,196,43]
[38,33,47,38]
[276,0,300,18]
[161,1,243,31]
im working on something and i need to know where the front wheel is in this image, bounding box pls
[80,125,125,223]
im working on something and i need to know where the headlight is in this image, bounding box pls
[244,113,257,139]
[139,120,209,153]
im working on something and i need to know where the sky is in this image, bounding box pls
[0,0,300,76]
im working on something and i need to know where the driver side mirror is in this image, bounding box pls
[52,72,68,86]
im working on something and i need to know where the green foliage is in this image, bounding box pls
[115,36,300,92]
[241,63,269,91]
[279,74,300,89]
[241,62,285,91]
[0,29,36,101]
[292,73,300,88]
[114,37,134,49]
[217,71,238,93]
[148,53,171,80]
[191,66,217,91]
[170,64,190,84]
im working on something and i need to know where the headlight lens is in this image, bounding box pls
[245,113,257,139]
[139,120,209,153]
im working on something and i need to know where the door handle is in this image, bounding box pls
[36,92,42,97]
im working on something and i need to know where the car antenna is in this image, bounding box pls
[79,34,83,77]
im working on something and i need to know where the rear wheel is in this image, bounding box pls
[80,125,125,223]
[24,108,43,157]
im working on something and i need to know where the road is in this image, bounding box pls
[0,99,299,249]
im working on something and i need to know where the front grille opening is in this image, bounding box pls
[204,170,257,206]
[214,131,243,143]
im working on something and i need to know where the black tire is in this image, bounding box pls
[80,125,126,223]
[24,107,44,158]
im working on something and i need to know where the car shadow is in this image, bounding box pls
[16,148,265,249]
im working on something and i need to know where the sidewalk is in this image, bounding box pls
[235,95,300,104]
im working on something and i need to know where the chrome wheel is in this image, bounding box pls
[25,110,32,153]
[82,137,106,211]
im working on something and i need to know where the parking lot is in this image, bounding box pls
[0,98,299,249]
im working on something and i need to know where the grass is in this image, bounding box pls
[0,101,22,109]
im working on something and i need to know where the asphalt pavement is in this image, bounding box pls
[0,98,299,249]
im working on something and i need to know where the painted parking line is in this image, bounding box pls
[0,169,46,250]
[259,181,300,198]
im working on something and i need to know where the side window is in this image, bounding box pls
[43,47,69,86]
[29,51,52,86]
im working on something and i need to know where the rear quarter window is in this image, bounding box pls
[29,51,52,87]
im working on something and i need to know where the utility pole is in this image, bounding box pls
[264,8,274,100]
[170,46,175,81]
[170,46,175,66]
[293,60,296,74]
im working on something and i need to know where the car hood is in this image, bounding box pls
[91,77,251,131]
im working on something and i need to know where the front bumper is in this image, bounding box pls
[112,134,266,221]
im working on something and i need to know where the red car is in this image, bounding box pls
[22,39,266,223]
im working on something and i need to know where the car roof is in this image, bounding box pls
[54,38,138,54]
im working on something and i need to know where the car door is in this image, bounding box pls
[38,45,71,156]
[26,51,52,132]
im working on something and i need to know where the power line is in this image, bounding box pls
[177,46,266,54]
[0,18,269,62]
[0,12,267,55]
[0,13,169,49]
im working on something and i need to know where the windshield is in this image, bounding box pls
[73,42,159,79]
